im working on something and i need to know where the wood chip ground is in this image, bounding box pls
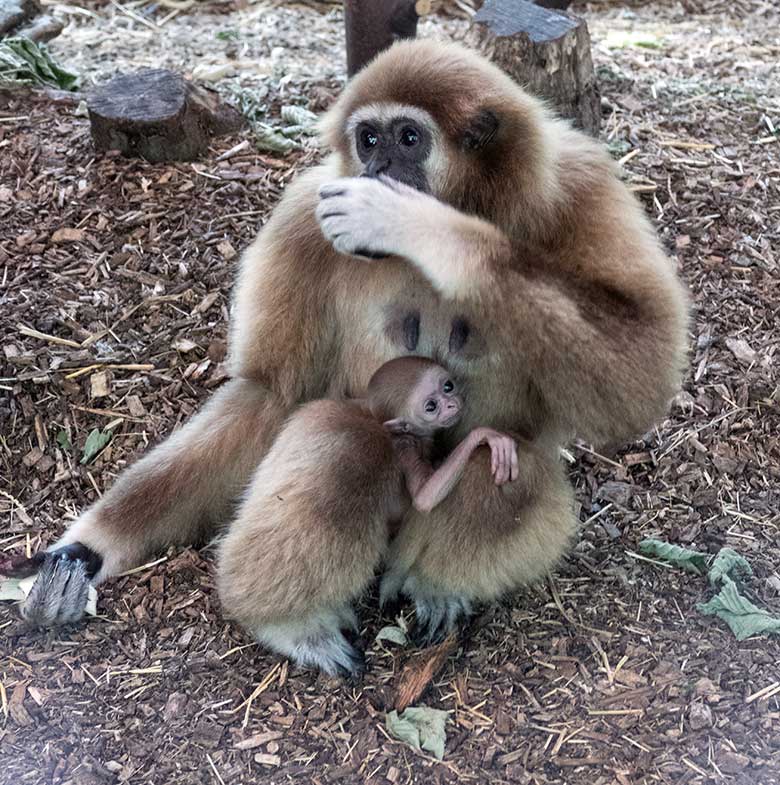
[1,1,779,783]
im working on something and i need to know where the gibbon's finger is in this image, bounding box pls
[497,446,509,485]
[318,182,348,198]
[314,198,348,220]
[497,439,509,485]
[510,442,519,481]
[491,444,503,484]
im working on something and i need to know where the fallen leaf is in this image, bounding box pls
[639,539,708,575]
[81,428,111,464]
[697,581,780,641]
[375,625,409,646]
[707,548,752,588]
[644,541,780,641]
[386,706,448,760]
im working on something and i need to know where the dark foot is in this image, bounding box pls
[20,545,100,626]
[295,631,366,680]
[409,594,472,648]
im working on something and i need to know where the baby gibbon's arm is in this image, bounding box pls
[396,429,518,514]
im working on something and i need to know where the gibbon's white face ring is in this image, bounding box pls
[345,103,449,195]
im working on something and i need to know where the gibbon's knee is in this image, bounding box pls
[386,445,576,602]
[56,380,290,581]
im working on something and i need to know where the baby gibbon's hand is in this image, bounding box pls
[316,177,423,259]
[392,433,423,458]
[470,428,519,485]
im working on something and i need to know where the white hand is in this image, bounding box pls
[315,176,420,259]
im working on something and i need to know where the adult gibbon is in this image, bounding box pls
[10,40,688,650]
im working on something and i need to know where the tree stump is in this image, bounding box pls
[345,0,431,77]
[87,69,245,162]
[0,0,40,35]
[15,14,63,43]
[468,0,600,135]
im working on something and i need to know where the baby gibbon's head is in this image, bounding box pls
[367,356,462,437]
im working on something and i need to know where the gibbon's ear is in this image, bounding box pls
[383,418,411,435]
[463,109,500,151]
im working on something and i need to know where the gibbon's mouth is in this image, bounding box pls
[442,411,462,428]
[362,171,429,194]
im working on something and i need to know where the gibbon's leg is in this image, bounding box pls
[381,443,576,645]
[218,505,370,677]
[19,380,288,626]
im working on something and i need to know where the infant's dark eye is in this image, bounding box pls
[424,399,438,413]
[443,380,454,393]
[400,126,419,146]
[361,128,378,148]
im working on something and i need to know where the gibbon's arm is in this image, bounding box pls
[396,429,518,513]
[317,176,508,300]
[318,175,688,444]
[231,165,342,403]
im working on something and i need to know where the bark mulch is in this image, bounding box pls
[1,1,779,783]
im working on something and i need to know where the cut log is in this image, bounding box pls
[469,0,600,135]
[87,69,245,162]
[15,14,63,43]
[0,0,40,35]
[344,0,431,77]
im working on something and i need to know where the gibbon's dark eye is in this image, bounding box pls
[360,128,379,149]
[443,380,454,393]
[424,399,438,413]
[400,126,419,147]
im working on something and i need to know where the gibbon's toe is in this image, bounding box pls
[21,553,91,626]
[411,592,473,647]
[294,630,366,679]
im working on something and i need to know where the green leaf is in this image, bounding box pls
[698,578,780,641]
[707,547,752,588]
[280,105,317,126]
[639,539,709,575]
[0,38,79,91]
[80,428,111,464]
[386,707,448,760]
[216,30,239,41]
[255,124,298,154]
[56,430,71,451]
[375,625,408,646]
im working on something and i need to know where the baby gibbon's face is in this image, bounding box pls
[407,368,462,434]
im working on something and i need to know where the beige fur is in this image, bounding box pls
[42,40,687,643]
[217,400,400,625]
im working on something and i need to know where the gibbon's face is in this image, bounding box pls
[406,367,463,435]
[346,104,446,194]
